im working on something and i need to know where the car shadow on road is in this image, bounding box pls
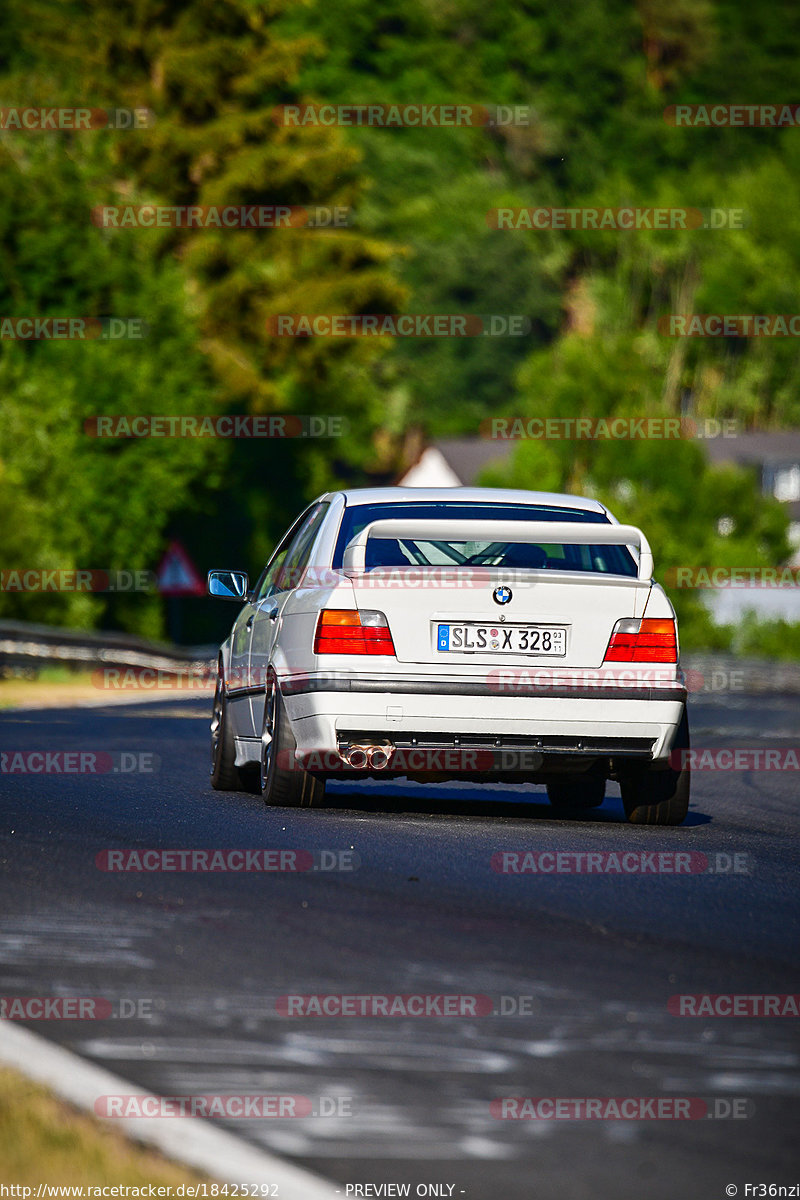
[319,781,712,826]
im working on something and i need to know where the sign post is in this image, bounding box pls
[157,541,204,643]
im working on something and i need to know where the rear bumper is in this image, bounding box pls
[280,670,686,773]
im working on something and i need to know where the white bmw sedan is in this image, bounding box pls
[208,487,690,824]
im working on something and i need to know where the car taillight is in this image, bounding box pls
[314,609,396,656]
[603,617,677,663]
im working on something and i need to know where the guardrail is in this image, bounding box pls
[681,652,800,696]
[0,619,216,678]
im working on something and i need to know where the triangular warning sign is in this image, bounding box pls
[157,540,205,596]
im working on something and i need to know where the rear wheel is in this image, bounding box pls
[547,775,605,814]
[261,674,325,807]
[210,669,259,792]
[620,709,690,826]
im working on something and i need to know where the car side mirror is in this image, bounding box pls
[207,569,249,601]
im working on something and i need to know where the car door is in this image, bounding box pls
[248,502,329,732]
[227,596,259,736]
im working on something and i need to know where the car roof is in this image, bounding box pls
[318,486,608,513]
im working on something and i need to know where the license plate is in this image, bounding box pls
[437,623,566,655]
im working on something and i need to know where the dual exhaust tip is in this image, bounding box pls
[340,741,394,770]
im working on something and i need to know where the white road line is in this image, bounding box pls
[0,1022,341,1199]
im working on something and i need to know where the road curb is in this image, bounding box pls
[0,1022,341,1199]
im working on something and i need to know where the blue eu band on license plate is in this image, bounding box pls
[437,624,450,651]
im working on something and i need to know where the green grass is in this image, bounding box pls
[0,1067,210,1185]
[35,666,94,684]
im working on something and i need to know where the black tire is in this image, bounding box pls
[261,674,325,807]
[620,709,690,826]
[210,668,260,792]
[547,775,605,813]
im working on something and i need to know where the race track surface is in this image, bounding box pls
[0,693,798,1198]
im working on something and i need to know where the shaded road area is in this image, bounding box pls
[0,693,798,1198]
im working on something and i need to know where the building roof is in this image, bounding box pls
[397,438,512,487]
[432,437,514,482]
[703,431,800,466]
[397,432,800,485]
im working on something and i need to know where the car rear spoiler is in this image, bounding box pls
[342,518,654,582]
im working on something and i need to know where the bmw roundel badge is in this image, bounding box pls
[493,585,512,605]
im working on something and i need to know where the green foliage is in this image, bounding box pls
[0,0,798,651]
[0,0,404,637]
[0,135,220,632]
[729,614,800,660]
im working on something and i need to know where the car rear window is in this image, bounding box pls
[331,502,638,577]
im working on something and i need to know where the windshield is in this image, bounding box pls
[331,502,638,576]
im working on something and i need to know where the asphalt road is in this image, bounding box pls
[1,692,798,1199]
